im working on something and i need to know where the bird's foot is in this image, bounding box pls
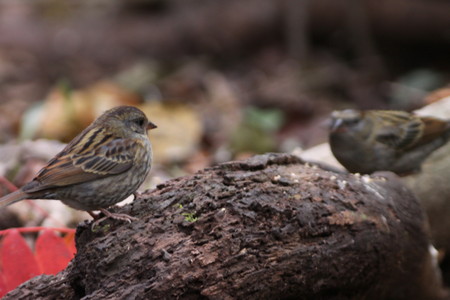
[90,208,138,229]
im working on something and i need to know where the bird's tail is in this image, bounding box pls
[0,190,28,209]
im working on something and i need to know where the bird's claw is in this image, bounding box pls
[91,208,138,229]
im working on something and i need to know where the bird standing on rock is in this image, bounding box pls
[0,106,156,226]
[329,109,450,175]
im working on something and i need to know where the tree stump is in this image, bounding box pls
[4,153,448,300]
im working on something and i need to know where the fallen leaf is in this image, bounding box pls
[0,229,40,293]
[35,229,75,275]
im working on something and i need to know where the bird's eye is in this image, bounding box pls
[346,118,360,126]
[135,118,145,127]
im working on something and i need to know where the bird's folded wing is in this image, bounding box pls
[416,117,450,145]
[23,138,139,193]
[373,112,423,149]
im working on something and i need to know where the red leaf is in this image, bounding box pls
[0,229,40,292]
[35,230,74,275]
[63,231,77,256]
[0,273,7,298]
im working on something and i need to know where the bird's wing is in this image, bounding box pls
[415,116,450,145]
[373,111,450,150]
[23,138,141,193]
[372,111,424,149]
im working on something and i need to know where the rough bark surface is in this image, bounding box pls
[4,153,448,300]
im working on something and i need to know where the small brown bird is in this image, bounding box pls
[0,106,156,225]
[329,109,450,175]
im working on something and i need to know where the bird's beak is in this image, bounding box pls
[147,122,157,130]
[330,118,343,131]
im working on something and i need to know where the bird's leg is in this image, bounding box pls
[100,208,138,222]
[91,208,138,229]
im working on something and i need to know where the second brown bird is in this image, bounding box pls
[329,109,450,175]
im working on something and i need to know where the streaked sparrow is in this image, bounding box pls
[329,109,450,175]
[0,106,156,225]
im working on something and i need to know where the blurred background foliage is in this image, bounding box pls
[0,0,449,157]
[0,0,450,227]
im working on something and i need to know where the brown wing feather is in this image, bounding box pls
[371,111,450,150]
[371,111,423,149]
[415,117,450,146]
[23,132,139,193]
